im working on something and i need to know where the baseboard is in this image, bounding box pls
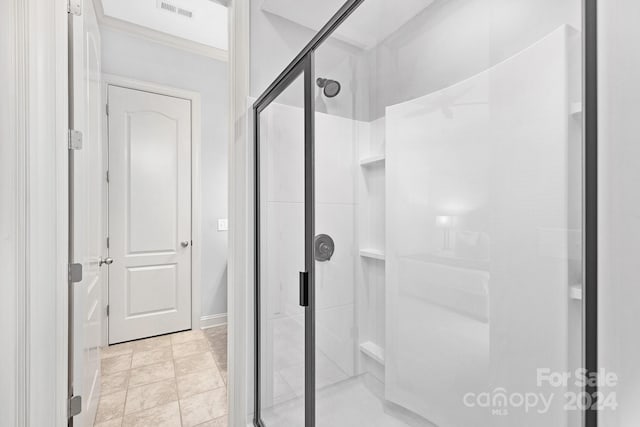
[200,313,228,329]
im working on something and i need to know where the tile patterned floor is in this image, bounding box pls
[95,326,228,427]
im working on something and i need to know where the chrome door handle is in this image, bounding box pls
[181,241,190,248]
[99,257,113,267]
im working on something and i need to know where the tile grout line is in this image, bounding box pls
[205,327,229,423]
[190,328,225,425]
[122,340,181,424]
[95,352,131,426]
[97,336,169,426]
[97,330,227,427]
[109,339,175,425]
[171,342,186,427]
[115,354,131,427]
[205,327,227,384]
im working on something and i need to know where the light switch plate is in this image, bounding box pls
[217,218,228,231]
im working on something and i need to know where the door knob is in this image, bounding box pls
[99,257,113,267]
[181,241,190,248]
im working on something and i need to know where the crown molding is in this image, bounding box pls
[93,0,228,62]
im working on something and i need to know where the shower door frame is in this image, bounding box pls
[252,0,598,426]
[253,53,315,427]
[253,3,364,426]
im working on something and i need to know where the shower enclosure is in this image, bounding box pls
[253,0,597,426]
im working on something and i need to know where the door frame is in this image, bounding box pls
[101,74,203,345]
[227,0,251,425]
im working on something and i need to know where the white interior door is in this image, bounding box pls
[71,0,103,424]
[107,85,192,344]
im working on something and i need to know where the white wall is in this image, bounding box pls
[250,3,371,121]
[599,0,640,425]
[367,0,581,119]
[100,27,229,318]
[251,0,581,123]
[249,6,309,98]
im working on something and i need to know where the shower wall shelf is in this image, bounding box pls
[356,118,386,381]
[359,155,385,167]
[359,249,385,260]
[359,341,385,365]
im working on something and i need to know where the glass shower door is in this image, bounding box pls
[255,58,314,426]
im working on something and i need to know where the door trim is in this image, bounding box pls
[227,0,251,425]
[5,0,70,424]
[101,73,202,345]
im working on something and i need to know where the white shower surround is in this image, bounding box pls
[258,24,583,427]
[386,25,582,426]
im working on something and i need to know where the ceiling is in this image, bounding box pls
[101,0,228,51]
[260,0,435,49]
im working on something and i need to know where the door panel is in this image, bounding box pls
[108,85,192,344]
[127,111,179,253]
[71,0,103,424]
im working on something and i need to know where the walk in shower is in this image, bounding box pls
[253,0,596,425]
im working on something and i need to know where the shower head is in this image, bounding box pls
[316,77,341,98]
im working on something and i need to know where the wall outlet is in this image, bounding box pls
[217,218,228,231]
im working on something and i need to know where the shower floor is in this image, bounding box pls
[262,374,435,427]
[268,314,351,406]
[264,314,433,426]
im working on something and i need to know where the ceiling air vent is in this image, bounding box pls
[157,0,193,19]
[177,8,192,18]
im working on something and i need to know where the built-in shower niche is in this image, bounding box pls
[355,116,387,383]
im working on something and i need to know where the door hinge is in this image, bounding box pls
[69,263,83,283]
[105,103,109,116]
[106,170,110,183]
[68,129,83,150]
[106,304,110,317]
[68,395,82,418]
[67,0,81,16]
[106,236,110,248]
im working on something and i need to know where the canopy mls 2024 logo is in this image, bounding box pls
[462,368,618,416]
